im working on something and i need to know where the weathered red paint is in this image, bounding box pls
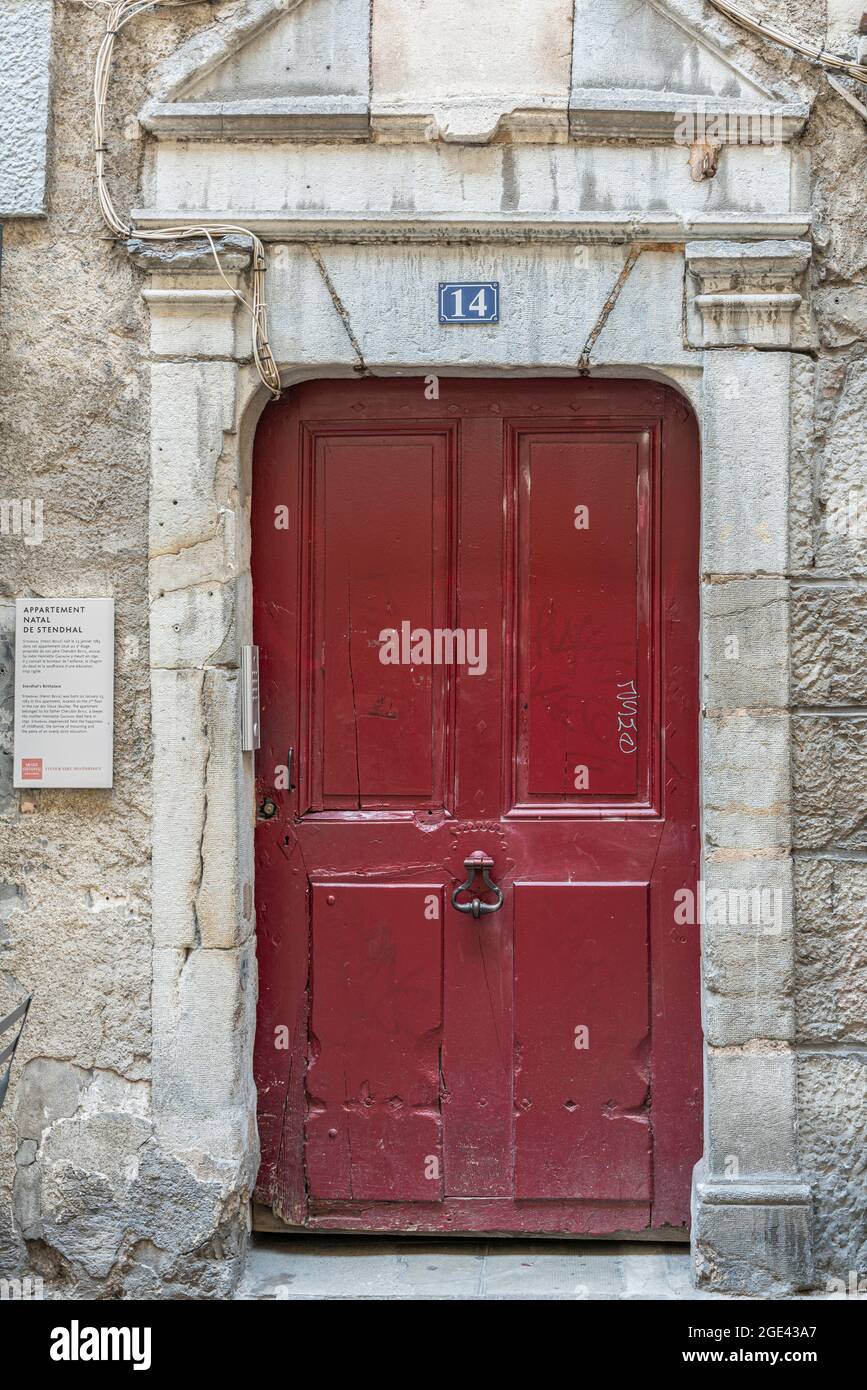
[252,377,701,1234]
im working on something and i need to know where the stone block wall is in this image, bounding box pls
[0,2,253,1297]
[790,153,867,1283]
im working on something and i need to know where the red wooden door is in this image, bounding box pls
[253,377,701,1234]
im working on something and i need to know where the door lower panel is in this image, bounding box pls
[306,882,445,1202]
[514,883,651,1201]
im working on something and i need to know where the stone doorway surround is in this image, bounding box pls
[133,0,820,1295]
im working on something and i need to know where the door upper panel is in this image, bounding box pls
[301,426,456,815]
[509,426,655,815]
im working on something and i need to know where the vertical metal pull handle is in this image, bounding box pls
[451,851,504,919]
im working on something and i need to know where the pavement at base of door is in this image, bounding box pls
[238,1235,725,1300]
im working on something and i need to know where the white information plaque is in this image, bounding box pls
[13,598,114,788]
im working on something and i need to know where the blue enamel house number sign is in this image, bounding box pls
[439,282,500,324]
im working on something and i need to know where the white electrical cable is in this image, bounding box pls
[708,0,867,83]
[94,0,282,396]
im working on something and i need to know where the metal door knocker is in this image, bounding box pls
[451,850,504,919]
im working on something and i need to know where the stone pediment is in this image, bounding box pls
[569,0,808,140]
[138,0,809,143]
[140,0,372,139]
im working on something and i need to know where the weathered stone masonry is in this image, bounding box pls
[1,0,866,1297]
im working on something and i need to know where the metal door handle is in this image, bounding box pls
[451,851,504,919]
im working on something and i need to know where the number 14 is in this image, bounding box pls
[450,287,488,317]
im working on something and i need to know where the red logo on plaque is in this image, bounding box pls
[21,758,43,780]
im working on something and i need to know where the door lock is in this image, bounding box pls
[451,850,504,919]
